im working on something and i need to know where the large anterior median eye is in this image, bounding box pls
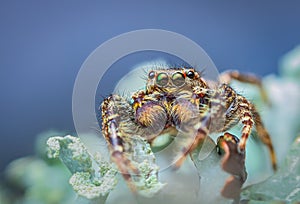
[172,72,185,86]
[156,72,169,86]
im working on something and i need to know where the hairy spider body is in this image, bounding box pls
[101,67,277,191]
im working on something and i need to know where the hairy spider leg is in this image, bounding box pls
[250,103,277,170]
[219,70,270,106]
[216,84,277,170]
[101,95,140,192]
[172,114,211,169]
[171,87,212,169]
[219,71,277,170]
[172,82,277,171]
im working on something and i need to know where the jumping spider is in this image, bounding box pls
[100,67,277,191]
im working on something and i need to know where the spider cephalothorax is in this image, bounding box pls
[101,67,277,191]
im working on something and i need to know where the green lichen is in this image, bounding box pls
[120,135,166,197]
[70,172,110,199]
[47,135,93,174]
[133,160,165,197]
[46,135,118,202]
[46,134,165,201]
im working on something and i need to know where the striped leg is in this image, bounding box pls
[101,95,140,191]
[231,95,277,170]
[250,103,277,170]
[218,77,277,170]
[171,97,211,169]
[219,70,270,105]
[172,117,211,169]
[236,96,254,152]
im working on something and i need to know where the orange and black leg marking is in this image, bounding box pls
[223,90,277,170]
[219,70,270,105]
[216,84,276,170]
[101,95,140,192]
[235,96,254,152]
[171,91,211,169]
[250,103,277,170]
[213,85,256,153]
[173,115,211,169]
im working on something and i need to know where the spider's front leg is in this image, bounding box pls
[101,92,167,191]
[219,70,270,105]
[101,95,141,191]
[171,89,212,168]
[217,84,277,170]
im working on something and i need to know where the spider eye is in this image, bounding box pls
[148,71,155,79]
[187,70,195,79]
[172,72,185,86]
[156,72,168,86]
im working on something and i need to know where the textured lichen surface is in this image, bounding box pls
[47,136,93,173]
[47,135,117,202]
[46,134,165,203]
[129,136,166,197]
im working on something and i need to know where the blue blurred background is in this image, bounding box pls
[0,1,300,174]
